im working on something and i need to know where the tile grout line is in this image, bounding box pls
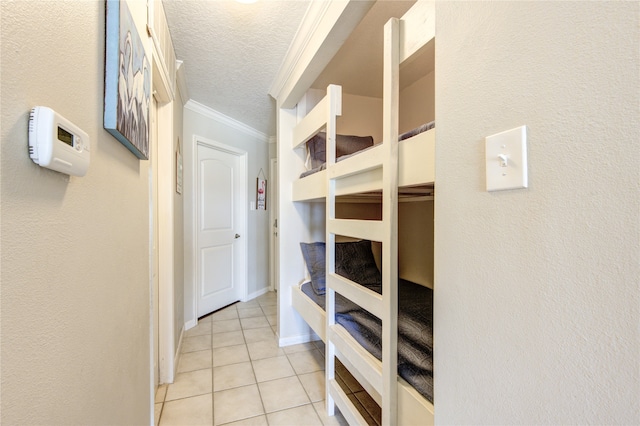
[166,294,327,426]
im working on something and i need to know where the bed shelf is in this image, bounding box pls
[292,128,435,202]
[291,283,435,425]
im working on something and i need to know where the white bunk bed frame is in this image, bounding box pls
[290,2,435,425]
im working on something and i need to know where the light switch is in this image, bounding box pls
[485,125,528,192]
[250,201,256,210]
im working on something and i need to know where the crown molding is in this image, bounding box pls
[268,0,332,100]
[185,100,270,143]
[268,0,375,109]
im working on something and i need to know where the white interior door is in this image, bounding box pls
[196,142,246,317]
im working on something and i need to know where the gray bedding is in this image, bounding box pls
[300,279,434,403]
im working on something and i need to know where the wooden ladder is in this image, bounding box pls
[324,17,400,426]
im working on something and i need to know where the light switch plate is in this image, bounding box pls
[485,125,528,192]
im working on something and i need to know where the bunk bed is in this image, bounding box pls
[292,118,435,202]
[288,2,436,424]
[298,239,433,400]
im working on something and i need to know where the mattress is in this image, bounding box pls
[300,279,433,403]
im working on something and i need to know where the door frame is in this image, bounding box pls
[185,135,248,328]
[156,99,175,384]
[269,157,278,292]
[150,58,176,388]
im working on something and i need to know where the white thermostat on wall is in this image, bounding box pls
[28,106,90,177]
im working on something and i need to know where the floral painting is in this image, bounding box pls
[104,0,150,160]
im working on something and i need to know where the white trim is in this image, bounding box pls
[151,46,176,393]
[246,287,270,301]
[184,318,197,331]
[173,325,184,378]
[147,0,176,103]
[149,34,174,102]
[185,100,269,143]
[268,0,332,99]
[279,333,321,347]
[157,99,176,386]
[268,0,375,109]
[176,60,189,105]
[269,158,278,292]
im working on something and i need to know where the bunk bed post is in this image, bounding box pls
[325,84,341,416]
[382,17,400,426]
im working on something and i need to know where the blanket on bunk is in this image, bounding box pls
[300,279,434,404]
[299,121,435,179]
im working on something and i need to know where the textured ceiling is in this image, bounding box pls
[163,0,311,137]
[163,0,424,138]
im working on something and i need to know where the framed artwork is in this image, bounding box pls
[257,178,267,210]
[104,0,151,160]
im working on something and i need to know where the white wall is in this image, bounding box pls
[173,88,185,351]
[338,93,384,143]
[434,2,639,424]
[0,1,151,424]
[399,70,434,134]
[276,106,316,344]
[183,104,271,324]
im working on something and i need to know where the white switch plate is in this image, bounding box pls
[485,125,528,192]
[250,201,256,210]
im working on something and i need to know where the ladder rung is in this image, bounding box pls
[327,219,383,242]
[328,144,383,180]
[327,273,382,319]
[328,324,382,395]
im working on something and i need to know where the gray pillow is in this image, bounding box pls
[300,242,326,295]
[300,240,382,296]
[336,240,381,287]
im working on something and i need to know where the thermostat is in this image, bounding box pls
[28,106,90,176]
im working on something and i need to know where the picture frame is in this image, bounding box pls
[104,0,151,160]
[257,178,267,210]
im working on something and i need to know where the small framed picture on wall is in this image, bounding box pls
[257,178,266,210]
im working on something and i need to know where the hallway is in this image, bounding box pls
[154,292,378,425]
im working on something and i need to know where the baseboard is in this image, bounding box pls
[244,286,270,302]
[279,333,321,347]
[185,318,197,331]
[173,325,184,379]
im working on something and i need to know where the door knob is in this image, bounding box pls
[235,234,240,239]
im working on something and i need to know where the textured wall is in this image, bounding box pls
[399,71,434,134]
[1,1,151,424]
[434,2,639,423]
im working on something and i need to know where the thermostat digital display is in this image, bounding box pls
[28,106,90,177]
[57,127,74,147]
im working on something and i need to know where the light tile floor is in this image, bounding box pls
[155,291,381,426]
